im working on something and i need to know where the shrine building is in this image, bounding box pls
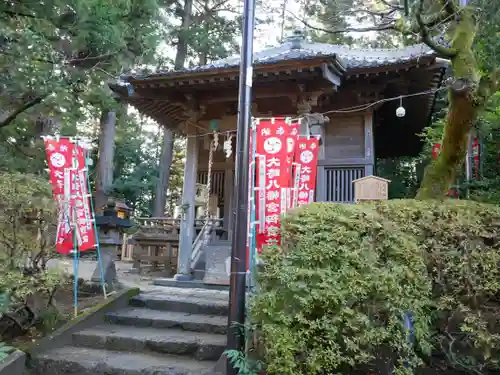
[109,31,447,285]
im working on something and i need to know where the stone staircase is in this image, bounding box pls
[30,288,229,375]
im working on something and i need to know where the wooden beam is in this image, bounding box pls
[128,57,336,85]
[127,80,331,107]
[200,85,301,104]
[321,63,342,88]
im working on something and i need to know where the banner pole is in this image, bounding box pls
[83,147,107,299]
[248,123,257,291]
[72,210,79,318]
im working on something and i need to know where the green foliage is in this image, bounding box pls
[473,0,500,73]
[252,202,432,375]
[252,200,500,375]
[0,0,163,176]
[376,157,422,199]
[0,172,64,305]
[374,200,500,374]
[37,307,65,334]
[226,349,264,375]
[225,322,264,375]
[0,0,239,214]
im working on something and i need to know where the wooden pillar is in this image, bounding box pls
[224,165,234,240]
[174,134,198,280]
[364,111,374,176]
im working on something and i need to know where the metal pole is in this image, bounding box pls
[226,0,255,370]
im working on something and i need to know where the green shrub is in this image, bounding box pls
[374,200,500,374]
[252,203,433,375]
[251,200,500,375]
[0,172,65,336]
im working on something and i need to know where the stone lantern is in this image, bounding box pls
[91,199,133,289]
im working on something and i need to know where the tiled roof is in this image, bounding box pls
[124,41,435,81]
[195,41,434,70]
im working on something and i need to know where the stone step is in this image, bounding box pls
[73,325,226,361]
[106,307,228,334]
[130,294,229,316]
[153,278,230,291]
[32,346,218,375]
[210,240,231,245]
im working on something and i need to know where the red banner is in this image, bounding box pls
[432,143,441,160]
[255,118,290,253]
[472,137,480,180]
[70,145,96,251]
[293,137,320,207]
[45,138,96,253]
[44,138,75,254]
[286,121,300,209]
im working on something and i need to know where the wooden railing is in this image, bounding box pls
[135,217,180,235]
[133,216,225,241]
[130,217,180,275]
[124,216,227,274]
[190,219,213,270]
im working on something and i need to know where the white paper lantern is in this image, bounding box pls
[396,96,406,118]
[396,106,406,118]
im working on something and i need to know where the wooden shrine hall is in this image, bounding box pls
[109,31,447,285]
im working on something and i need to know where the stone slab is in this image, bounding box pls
[130,294,228,316]
[153,279,229,291]
[31,346,218,375]
[142,286,229,300]
[106,307,227,334]
[0,351,25,375]
[73,325,226,361]
[203,244,231,286]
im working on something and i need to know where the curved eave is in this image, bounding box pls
[113,56,345,91]
[109,55,449,135]
[110,56,441,97]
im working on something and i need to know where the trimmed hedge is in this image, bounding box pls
[251,200,500,375]
[375,200,500,374]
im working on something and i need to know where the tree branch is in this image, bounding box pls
[288,11,397,35]
[377,0,404,11]
[0,95,49,128]
[415,0,457,57]
[2,9,37,19]
[441,0,458,16]
[2,137,36,159]
[421,2,459,30]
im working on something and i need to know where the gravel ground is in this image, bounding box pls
[47,258,158,291]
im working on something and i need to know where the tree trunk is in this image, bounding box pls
[174,0,193,71]
[153,128,175,216]
[416,10,484,199]
[151,0,191,215]
[95,111,116,208]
